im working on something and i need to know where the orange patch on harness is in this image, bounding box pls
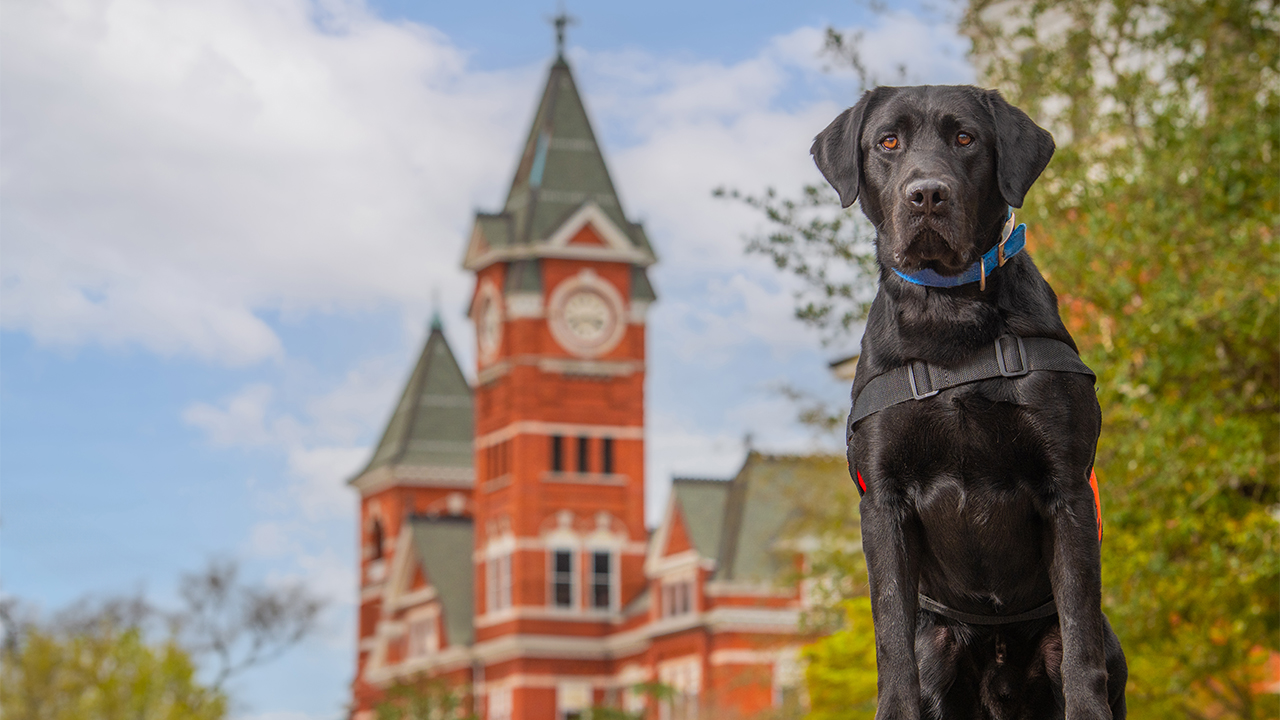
[1090,469,1102,543]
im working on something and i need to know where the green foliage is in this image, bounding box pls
[802,597,878,720]
[587,681,676,720]
[714,185,879,343]
[374,676,477,720]
[963,1,1280,716]
[0,613,227,720]
[733,1,1278,717]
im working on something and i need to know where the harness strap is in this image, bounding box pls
[918,593,1058,625]
[850,336,1094,427]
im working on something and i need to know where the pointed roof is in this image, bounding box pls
[656,454,847,584]
[464,56,656,270]
[408,516,475,647]
[349,323,474,492]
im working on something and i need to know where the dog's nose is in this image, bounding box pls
[907,179,950,214]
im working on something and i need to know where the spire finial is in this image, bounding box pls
[549,4,576,58]
[429,288,442,332]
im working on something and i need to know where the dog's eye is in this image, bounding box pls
[880,135,899,150]
[957,132,973,146]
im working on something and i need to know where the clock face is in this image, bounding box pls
[477,295,501,362]
[548,271,626,357]
[562,290,613,344]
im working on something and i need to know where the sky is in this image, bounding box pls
[0,0,973,717]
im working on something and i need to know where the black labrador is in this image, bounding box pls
[811,86,1127,720]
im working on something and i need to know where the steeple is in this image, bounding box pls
[463,53,656,270]
[348,323,473,492]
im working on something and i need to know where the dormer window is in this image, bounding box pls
[406,613,438,658]
[661,577,693,618]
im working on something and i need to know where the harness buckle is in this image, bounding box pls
[907,361,939,399]
[996,336,1029,377]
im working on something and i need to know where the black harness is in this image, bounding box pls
[848,335,1096,625]
[850,335,1095,427]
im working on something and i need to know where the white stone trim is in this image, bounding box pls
[704,581,796,598]
[474,421,643,449]
[629,299,652,324]
[472,537,647,560]
[544,202,635,252]
[648,549,701,578]
[349,463,474,495]
[476,355,644,384]
[506,292,544,319]
[709,648,789,666]
[473,279,504,367]
[464,243,654,271]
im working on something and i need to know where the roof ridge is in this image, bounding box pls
[408,514,473,525]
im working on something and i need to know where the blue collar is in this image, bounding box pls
[892,212,1027,290]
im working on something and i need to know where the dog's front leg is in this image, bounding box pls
[1047,478,1112,720]
[861,491,923,720]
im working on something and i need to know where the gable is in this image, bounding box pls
[673,479,731,561]
[662,504,695,557]
[567,224,607,247]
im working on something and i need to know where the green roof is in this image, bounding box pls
[408,516,475,647]
[355,324,473,478]
[670,454,847,583]
[671,478,731,560]
[631,266,657,302]
[491,57,654,257]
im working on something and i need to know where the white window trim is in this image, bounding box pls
[659,568,697,619]
[487,684,513,720]
[485,534,516,613]
[405,605,440,658]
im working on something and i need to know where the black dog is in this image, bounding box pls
[812,86,1127,719]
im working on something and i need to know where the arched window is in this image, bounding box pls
[370,518,384,560]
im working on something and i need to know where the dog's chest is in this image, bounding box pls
[870,386,1056,586]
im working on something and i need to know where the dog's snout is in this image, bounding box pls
[907,179,951,214]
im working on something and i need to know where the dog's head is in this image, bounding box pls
[812,86,1054,277]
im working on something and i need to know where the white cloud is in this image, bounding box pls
[184,352,401,521]
[1,0,531,365]
[183,384,276,447]
[3,0,973,368]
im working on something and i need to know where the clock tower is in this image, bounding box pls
[461,49,657,716]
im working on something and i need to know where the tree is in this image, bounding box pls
[0,558,325,714]
[373,675,477,720]
[961,2,1279,716]
[802,597,878,720]
[0,600,227,720]
[730,1,1279,717]
[176,558,325,690]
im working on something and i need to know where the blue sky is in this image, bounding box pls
[0,1,972,717]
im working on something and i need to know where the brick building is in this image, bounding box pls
[349,48,814,720]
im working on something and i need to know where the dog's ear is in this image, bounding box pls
[811,89,882,209]
[983,90,1055,208]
